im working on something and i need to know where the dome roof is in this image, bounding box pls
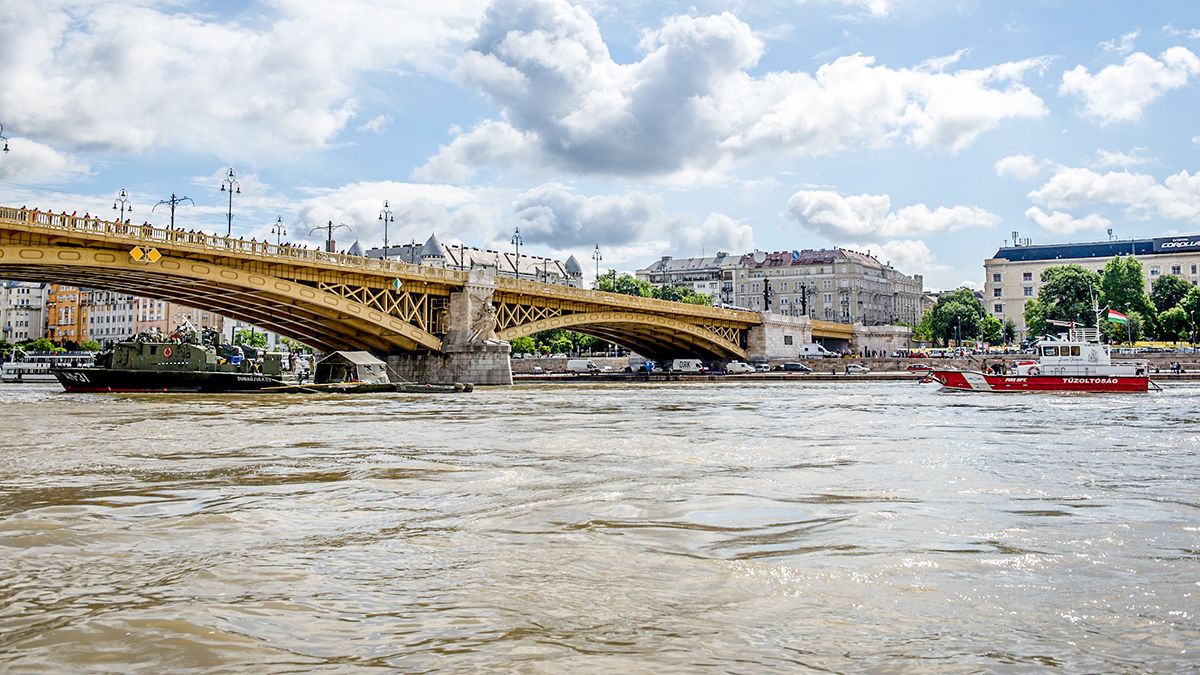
[564,255,583,275]
[421,234,446,258]
[347,239,365,256]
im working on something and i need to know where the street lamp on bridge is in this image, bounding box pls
[510,226,522,279]
[310,220,350,254]
[152,193,194,230]
[378,201,394,253]
[219,168,241,236]
[112,189,133,222]
[592,244,602,288]
[271,216,287,247]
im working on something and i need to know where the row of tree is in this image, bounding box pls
[509,328,618,356]
[1023,256,1200,342]
[0,337,102,356]
[915,256,1200,347]
[594,270,714,305]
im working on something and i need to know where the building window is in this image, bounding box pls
[784,335,793,346]
[1023,287,1033,297]
[1192,264,1197,275]
[1171,265,1181,275]
[1150,266,1160,277]
[993,288,1002,297]
[1022,272,1032,281]
[992,273,1002,283]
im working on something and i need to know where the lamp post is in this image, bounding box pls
[310,220,350,253]
[0,123,9,154]
[152,193,194,230]
[762,278,773,312]
[592,244,602,288]
[219,168,240,236]
[112,189,133,222]
[511,226,522,279]
[378,200,394,253]
[271,216,286,247]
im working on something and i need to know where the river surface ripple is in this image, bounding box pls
[0,381,1197,672]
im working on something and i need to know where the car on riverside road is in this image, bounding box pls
[845,364,871,374]
[906,363,933,371]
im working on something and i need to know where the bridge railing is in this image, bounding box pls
[0,206,468,283]
[494,274,758,322]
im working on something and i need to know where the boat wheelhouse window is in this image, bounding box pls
[1071,346,1081,356]
[150,346,157,355]
[1042,346,1058,356]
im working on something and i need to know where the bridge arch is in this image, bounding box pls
[495,310,747,360]
[0,246,442,353]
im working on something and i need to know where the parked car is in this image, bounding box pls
[530,365,545,374]
[781,362,813,373]
[752,362,771,372]
[725,360,756,374]
[906,363,933,371]
[845,364,871,374]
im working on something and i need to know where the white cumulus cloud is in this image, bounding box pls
[1028,166,1200,224]
[1090,148,1152,169]
[1024,207,1111,235]
[994,154,1041,180]
[0,0,485,160]
[1060,46,1200,124]
[787,190,1000,240]
[417,0,1050,183]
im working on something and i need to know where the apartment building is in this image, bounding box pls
[984,232,1200,337]
[0,281,48,342]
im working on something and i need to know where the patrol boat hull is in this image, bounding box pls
[930,369,1148,393]
[52,367,284,393]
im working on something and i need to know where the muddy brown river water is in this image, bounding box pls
[1,381,1197,672]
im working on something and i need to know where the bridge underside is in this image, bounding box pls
[0,247,443,353]
[496,311,748,361]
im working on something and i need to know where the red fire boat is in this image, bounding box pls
[928,328,1153,393]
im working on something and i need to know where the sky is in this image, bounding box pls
[0,0,1198,291]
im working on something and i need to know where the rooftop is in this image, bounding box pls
[992,234,1200,262]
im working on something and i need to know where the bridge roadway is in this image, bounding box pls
[0,206,853,359]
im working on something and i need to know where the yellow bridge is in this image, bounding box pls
[0,206,853,364]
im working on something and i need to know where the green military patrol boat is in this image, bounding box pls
[51,322,286,393]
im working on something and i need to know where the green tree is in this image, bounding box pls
[1023,297,1048,338]
[1002,319,1017,345]
[1150,274,1191,313]
[1158,306,1190,341]
[652,284,713,306]
[1101,310,1143,344]
[548,335,574,355]
[1039,264,1101,327]
[20,337,59,353]
[79,339,103,352]
[914,309,935,342]
[1100,256,1156,335]
[925,288,984,345]
[980,314,1003,344]
[509,336,536,354]
[1179,287,1200,342]
[233,329,268,348]
[595,270,653,298]
[279,336,311,353]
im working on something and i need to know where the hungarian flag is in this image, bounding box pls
[1106,309,1129,324]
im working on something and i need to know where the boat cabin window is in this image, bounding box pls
[1070,346,1081,356]
[150,346,158,355]
[1042,346,1058,356]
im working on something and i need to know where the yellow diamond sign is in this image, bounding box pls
[146,248,161,263]
[130,246,144,261]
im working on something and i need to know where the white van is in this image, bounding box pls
[797,343,836,358]
[725,360,755,374]
[669,359,707,373]
[566,359,601,373]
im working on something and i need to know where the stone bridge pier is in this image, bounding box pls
[387,269,513,386]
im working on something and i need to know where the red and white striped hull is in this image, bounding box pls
[930,370,1148,393]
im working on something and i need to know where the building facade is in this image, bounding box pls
[732,249,923,325]
[635,253,737,300]
[984,233,1200,338]
[46,284,85,345]
[82,290,136,345]
[0,281,48,343]
[134,298,225,337]
[365,235,585,287]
